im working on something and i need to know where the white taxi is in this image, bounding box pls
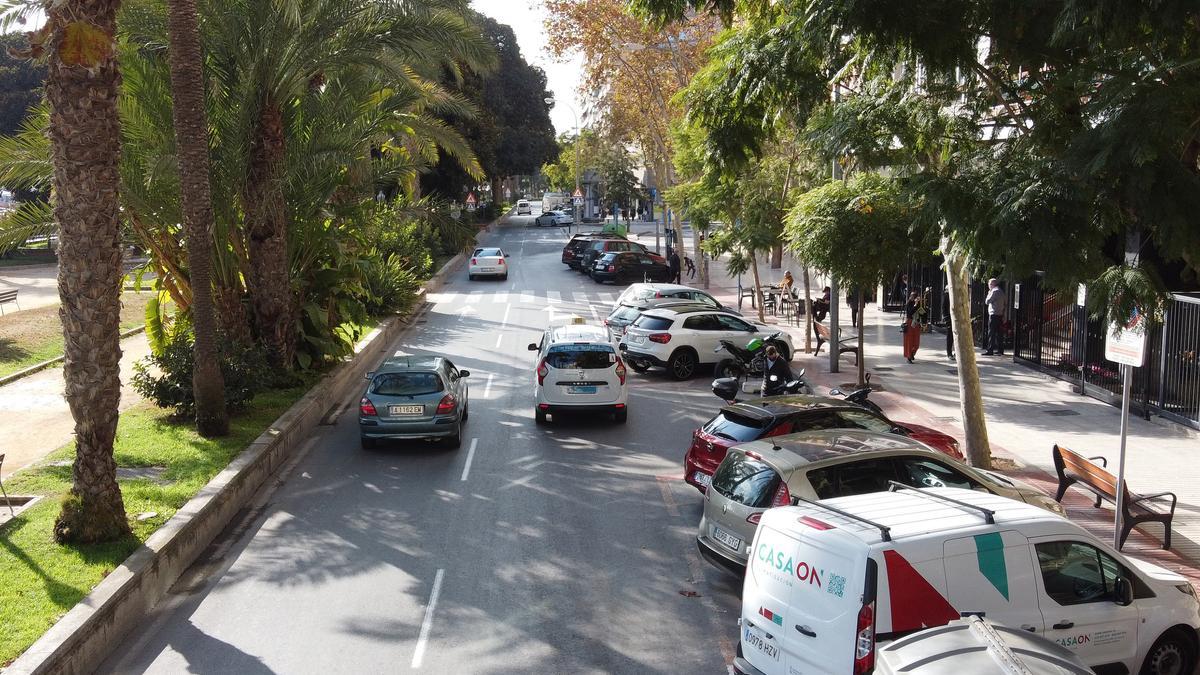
[528,317,629,425]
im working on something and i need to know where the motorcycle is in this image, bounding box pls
[712,372,812,404]
[828,373,884,416]
[712,332,787,381]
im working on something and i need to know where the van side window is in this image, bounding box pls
[1035,541,1122,605]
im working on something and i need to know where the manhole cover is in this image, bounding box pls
[1043,409,1080,417]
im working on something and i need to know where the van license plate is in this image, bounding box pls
[713,526,741,551]
[567,386,597,394]
[389,405,423,415]
[743,624,780,661]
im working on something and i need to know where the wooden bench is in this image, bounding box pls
[813,321,860,364]
[0,288,17,315]
[1052,444,1176,549]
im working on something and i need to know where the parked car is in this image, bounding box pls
[619,305,793,380]
[467,247,508,281]
[590,251,672,284]
[578,238,651,275]
[516,199,531,215]
[615,282,734,313]
[528,317,628,424]
[604,298,700,342]
[561,232,625,270]
[684,395,963,493]
[734,486,1199,675]
[358,354,469,449]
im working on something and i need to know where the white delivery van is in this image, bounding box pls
[735,486,1200,675]
[876,614,1094,674]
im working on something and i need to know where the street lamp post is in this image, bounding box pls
[547,97,582,232]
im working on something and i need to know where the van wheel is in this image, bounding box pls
[668,349,698,380]
[535,408,547,425]
[1142,629,1196,675]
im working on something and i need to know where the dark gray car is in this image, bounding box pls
[358,355,469,449]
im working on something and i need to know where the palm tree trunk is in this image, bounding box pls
[244,101,295,369]
[944,236,991,469]
[44,0,131,543]
[167,0,228,437]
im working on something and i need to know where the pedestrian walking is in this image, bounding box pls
[983,278,1007,356]
[903,291,921,363]
[848,287,864,328]
[941,286,954,361]
[668,249,681,284]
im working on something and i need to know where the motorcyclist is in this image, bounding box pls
[761,345,794,397]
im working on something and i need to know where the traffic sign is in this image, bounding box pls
[1105,309,1148,367]
[572,187,583,198]
[572,196,583,205]
[465,192,477,205]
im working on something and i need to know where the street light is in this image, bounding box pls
[547,96,582,231]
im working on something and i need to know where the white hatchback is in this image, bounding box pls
[468,247,507,281]
[528,318,628,424]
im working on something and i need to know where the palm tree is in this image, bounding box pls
[165,0,228,436]
[43,0,131,542]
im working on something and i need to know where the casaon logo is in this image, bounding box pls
[756,543,823,587]
[1056,634,1091,648]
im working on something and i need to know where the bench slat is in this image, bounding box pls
[1052,443,1175,549]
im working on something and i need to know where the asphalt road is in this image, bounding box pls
[101,216,743,674]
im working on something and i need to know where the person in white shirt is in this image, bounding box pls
[984,278,1007,356]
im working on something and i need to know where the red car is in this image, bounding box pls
[684,396,962,493]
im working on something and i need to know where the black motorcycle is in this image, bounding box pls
[712,372,811,404]
[828,373,884,416]
[712,331,789,381]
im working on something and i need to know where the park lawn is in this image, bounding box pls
[0,383,309,667]
[0,292,155,379]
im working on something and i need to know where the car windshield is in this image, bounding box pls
[545,345,615,369]
[632,315,673,330]
[711,455,782,508]
[371,372,444,396]
[703,410,768,442]
[475,248,502,257]
[609,305,642,322]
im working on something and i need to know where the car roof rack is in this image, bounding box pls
[792,496,892,542]
[887,481,996,524]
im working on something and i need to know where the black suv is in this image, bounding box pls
[561,232,625,270]
[591,251,672,284]
[579,239,651,276]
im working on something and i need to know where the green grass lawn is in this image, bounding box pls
[0,292,154,379]
[0,384,309,667]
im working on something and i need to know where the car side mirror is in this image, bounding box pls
[527,343,538,351]
[1114,577,1134,606]
[459,370,470,378]
[364,371,375,380]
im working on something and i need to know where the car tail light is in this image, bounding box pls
[498,257,505,265]
[471,257,477,265]
[747,512,762,524]
[655,291,663,297]
[537,359,549,385]
[648,333,671,344]
[615,357,627,385]
[436,394,456,415]
[359,397,377,416]
[770,481,791,507]
[607,265,616,272]
[853,601,876,674]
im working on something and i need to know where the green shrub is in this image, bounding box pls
[131,330,272,418]
[363,250,421,314]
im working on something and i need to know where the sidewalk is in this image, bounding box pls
[0,332,150,479]
[0,263,61,314]
[701,257,1200,580]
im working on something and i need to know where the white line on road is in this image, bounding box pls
[500,303,511,328]
[599,292,615,303]
[589,306,598,321]
[411,568,445,668]
[461,438,478,481]
[467,292,482,304]
[494,333,503,348]
[493,292,509,304]
[573,291,589,304]
[520,291,535,304]
[483,373,494,398]
[547,290,561,304]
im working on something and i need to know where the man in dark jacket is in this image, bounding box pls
[761,345,794,396]
[668,250,682,283]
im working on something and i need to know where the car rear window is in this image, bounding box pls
[703,410,769,442]
[609,305,641,322]
[371,372,444,396]
[632,315,673,330]
[475,248,502,257]
[712,454,783,508]
[546,345,615,369]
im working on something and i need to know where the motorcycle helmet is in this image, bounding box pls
[745,337,764,352]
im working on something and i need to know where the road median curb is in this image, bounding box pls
[3,234,475,674]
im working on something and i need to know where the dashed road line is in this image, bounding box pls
[461,438,478,481]
[494,333,503,348]
[482,373,494,399]
[411,568,445,668]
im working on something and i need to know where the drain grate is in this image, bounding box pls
[1043,409,1081,417]
[946,369,959,375]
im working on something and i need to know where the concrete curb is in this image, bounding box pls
[3,226,489,675]
[0,325,147,388]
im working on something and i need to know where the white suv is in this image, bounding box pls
[528,318,629,424]
[516,199,531,215]
[619,305,793,380]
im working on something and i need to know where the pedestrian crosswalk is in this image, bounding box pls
[427,289,623,309]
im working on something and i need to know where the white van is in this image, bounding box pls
[735,487,1199,675]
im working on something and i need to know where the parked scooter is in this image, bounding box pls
[828,373,884,416]
[712,332,788,380]
[711,372,811,404]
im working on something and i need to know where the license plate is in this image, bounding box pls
[693,471,712,488]
[389,405,423,415]
[567,386,598,394]
[713,526,741,551]
[743,624,780,661]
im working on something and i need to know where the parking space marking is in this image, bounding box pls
[411,568,445,668]
[461,438,478,481]
[655,475,681,517]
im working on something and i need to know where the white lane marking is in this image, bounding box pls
[436,292,458,305]
[411,568,445,668]
[500,303,511,328]
[520,291,535,304]
[547,290,561,304]
[467,292,483,304]
[599,292,615,303]
[494,333,503,348]
[483,373,494,398]
[573,292,589,304]
[589,306,599,321]
[493,292,509,304]
[461,438,478,481]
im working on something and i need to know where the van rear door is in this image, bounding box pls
[743,513,871,675]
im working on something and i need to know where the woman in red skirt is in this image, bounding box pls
[903,291,921,362]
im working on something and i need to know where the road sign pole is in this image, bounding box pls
[1114,362,1132,549]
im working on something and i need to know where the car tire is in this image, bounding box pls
[445,423,462,449]
[668,349,698,380]
[1141,629,1196,675]
[360,435,376,450]
[535,407,547,425]
[628,360,650,373]
[462,401,469,422]
[614,408,628,424]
